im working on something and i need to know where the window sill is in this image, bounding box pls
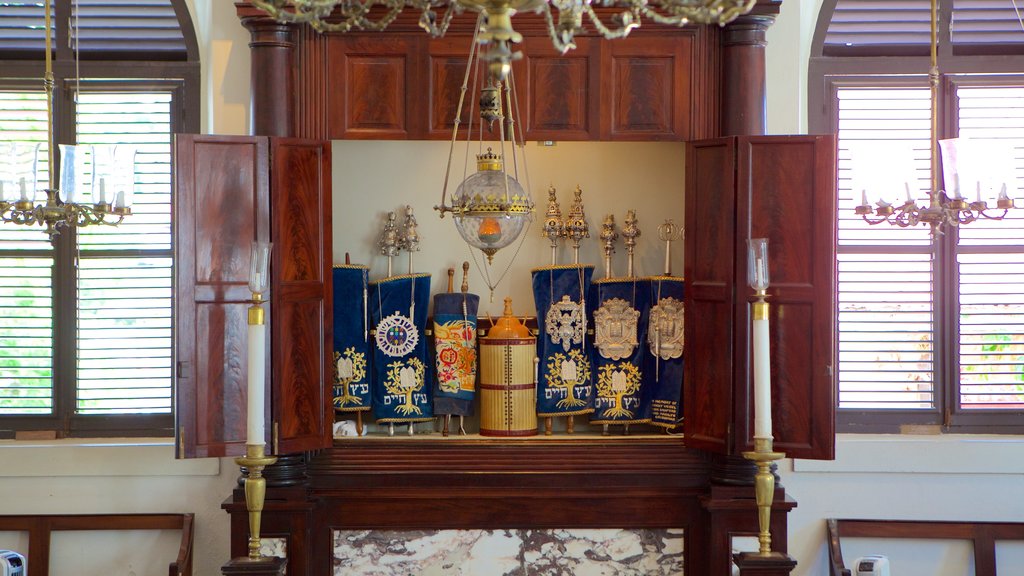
[793,434,1024,475]
[0,438,220,477]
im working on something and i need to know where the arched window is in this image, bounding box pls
[809,0,1024,433]
[0,0,199,437]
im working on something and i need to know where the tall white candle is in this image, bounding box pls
[247,320,266,446]
[747,237,772,440]
[19,177,28,202]
[98,177,107,205]
[753,311,772,439]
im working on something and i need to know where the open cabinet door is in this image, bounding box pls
[174,134,270,458]
[685,135,837,461]
[269,138,333,455]
[175,134,334,458]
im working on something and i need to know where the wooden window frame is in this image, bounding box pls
[810,0,1024,434]
[0,0,198,438]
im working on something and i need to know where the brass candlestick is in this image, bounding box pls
[236,443,278,560]
[742,437,785,555]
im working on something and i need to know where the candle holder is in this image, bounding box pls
[741,437,785,555]
[235,443,278,560]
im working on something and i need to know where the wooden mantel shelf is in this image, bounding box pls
[307,436,712,493]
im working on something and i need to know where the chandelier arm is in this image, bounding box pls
[418,0,460,37]
[639,0,756,26]
[539,3,577,53]
[978,208,1010,220]
[860,214,892,226]
[584,4,641,39]
[957,209,977,225]
[438,15,484,215]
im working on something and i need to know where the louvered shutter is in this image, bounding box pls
[836,86,938,410]
[74,90,173,415]
[954,86,1024,409]
[71,0,188,58]
[0,2,52,53]
[0,91,55,414]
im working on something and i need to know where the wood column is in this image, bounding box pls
[239,16,295,137]
[720,14,775,136]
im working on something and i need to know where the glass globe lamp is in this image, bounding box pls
[450,148,533,262]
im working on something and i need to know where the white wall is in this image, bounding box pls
[3,2,1020,576]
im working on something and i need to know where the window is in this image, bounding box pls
[811,0,1024,432]
[0,0,198,437]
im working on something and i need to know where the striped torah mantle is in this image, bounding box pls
[478,336,538,437]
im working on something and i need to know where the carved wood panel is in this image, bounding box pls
[738,137,836,459]
[684,138,735,454]
[602,37,690,140]
[176,135,332,459]
[518,37,599,141]
[175,135,270,458]
[270,139,333,454]
[425,37,474,139]
[685,135,837,461]
[329,37,415,139]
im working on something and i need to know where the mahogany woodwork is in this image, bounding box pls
[733,552,798,576]
[684,135,837,460]
[290,20,715,141]
[269,139,334,453]
[239,18,296,137]
[175,135,270,458]
[222,557,287,576]
[721,15,773,136]
[703,485,796,576]
[828,518,1024,576]
[329,36,416,139]
[517,37,601,141]
[174,135,333,458]
[0,513,194,576]
[601,36,690,140]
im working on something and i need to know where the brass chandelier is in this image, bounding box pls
[854,0,1014,231]
[251,0,756,70]
[0,0,132,239]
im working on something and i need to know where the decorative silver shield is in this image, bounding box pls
[648,297,684,360]
[545,295,584,353]
[594,298,640,360]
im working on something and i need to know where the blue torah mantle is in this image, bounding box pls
[369,274,434,423]
[532,265,595,418]
[644,276,685,428]
[432,290,480,417]
[588,277,652,425]
[332,265,372,413]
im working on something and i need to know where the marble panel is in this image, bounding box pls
[333,528,684,575]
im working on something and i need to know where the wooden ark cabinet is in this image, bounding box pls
[287,13,717,142]
[174,134,334,458]
[684,135,837,460]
